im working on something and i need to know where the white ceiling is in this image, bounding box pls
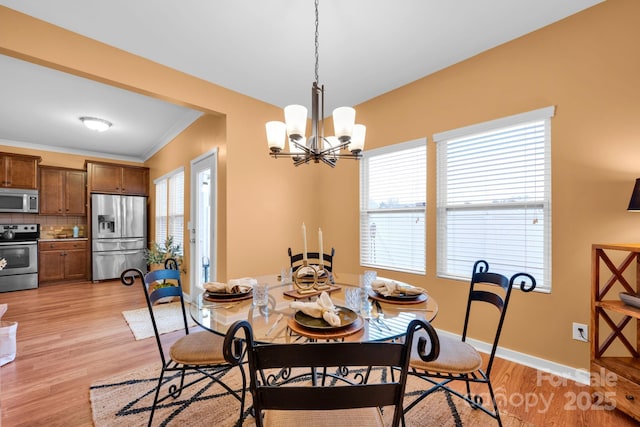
[0,0,604,162]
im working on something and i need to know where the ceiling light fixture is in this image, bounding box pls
[265,0,365,167]
[79,116,112,132]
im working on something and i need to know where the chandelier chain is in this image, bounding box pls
[314,0,319,85]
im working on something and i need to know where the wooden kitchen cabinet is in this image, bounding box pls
[0,152,41,189]
[39,166,86,215]
[86,161,149,196]
[38,239,89,284]
[592,243,640,421]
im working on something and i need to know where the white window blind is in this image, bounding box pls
[155,180,167,245]
[360,139,426,274]
[435,106,554,291]
[153,167,184,253]
[168,171,184,251]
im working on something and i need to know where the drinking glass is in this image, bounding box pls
[364,270,377,287]
[345,288,362,311]
[253,283,269,307]
[281,267,293,284]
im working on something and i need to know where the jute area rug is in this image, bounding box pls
[90,364,533,426]
[122,302,196,340]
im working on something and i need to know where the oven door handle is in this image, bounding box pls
[0,240,37,246]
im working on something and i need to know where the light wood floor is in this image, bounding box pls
[0,280,638,426]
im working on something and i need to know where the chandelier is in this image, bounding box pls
[265,0,366,167]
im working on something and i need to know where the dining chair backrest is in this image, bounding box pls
[223,318,439,427]
[164,257,179,270]
[121,267,189,366]
[288,247,335,273]
[461,260,537,376]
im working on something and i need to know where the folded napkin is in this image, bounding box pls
[371,279,425,297]
[290,291,341,327]
[296,265,327,278]
[204,277,256,294]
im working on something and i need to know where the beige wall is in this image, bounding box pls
[2,0,639,370]
[322,0,640,369]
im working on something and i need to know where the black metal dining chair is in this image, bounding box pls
[288,247,335,273]
[404,260,536,426]
[223,318,439,427]
[120,267,246,427]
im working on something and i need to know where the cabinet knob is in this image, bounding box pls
[626,394,635,401]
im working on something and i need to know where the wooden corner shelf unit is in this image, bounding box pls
[592,243,640,421]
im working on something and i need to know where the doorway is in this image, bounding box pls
[189,149,217,296]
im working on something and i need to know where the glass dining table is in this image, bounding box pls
[189,272,438,343]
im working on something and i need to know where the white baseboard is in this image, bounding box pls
[437,329,591,385]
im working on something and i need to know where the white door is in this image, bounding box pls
[189,149,217,296]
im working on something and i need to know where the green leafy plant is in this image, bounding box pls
[144,237,186,290]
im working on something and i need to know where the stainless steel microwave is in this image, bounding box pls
[0,188,38,213]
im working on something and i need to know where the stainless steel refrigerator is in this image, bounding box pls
[91,194,147,281]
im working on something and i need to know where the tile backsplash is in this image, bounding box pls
[0,213,87,238]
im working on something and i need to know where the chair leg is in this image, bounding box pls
[148,368,166,427]
[486,381,503,427]
[237,364,247,427]
[168,368,187,398]
[464,374,476,409]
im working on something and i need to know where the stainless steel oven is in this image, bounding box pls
[0,224,39,292]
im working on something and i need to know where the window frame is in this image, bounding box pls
[359,138,427,274]
[434,106,554,292]
[153,167,185,252]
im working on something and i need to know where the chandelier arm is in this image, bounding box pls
[318,136,352,155]
[291,138,312,155]
[294,155,313,167]
[319,156,337,168]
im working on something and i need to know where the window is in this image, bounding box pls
[435,106,554,291]
[360,139,426,274]
[154,167,185,252]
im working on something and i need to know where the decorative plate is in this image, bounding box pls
[294,306,358,330]
[368,290,428,305]
[205,289,252,300]
[619,292,640,309]
[373,289,423,300]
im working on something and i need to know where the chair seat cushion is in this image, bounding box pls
[170,330,227,365]
[411,333,482,374]
[264,408,385,427]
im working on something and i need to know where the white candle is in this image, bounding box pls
[302,223,307,261]
[318,227,324,267]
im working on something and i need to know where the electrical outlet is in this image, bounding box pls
[572,322,588,342]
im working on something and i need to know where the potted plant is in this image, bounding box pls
[144,237,185,299]
[144,236,184,272]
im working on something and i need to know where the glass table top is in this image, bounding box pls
[189,272,438,343]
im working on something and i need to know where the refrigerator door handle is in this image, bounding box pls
[121,250,143,255]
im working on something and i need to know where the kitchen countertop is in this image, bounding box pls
[38,237,89,242]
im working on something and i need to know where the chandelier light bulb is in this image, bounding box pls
[349,124,366,153]
[284,105,308,139]
[266,121,286,152]
[332,107,356,142]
